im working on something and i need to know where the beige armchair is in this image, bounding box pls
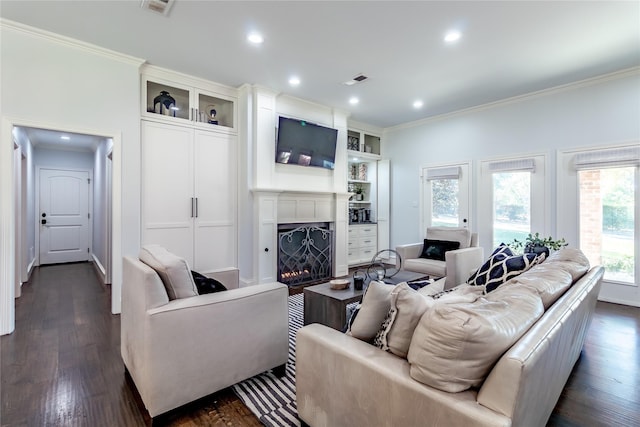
[396,227,484,289]
[121,254,289,418]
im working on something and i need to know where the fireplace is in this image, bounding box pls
[277,222,333,286]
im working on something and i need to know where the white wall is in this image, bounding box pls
[0,20,142,333]
[92,139,112,278]
[384,70,640,249]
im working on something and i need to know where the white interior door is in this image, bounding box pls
[422,162,471,231]
[141,121,195,266]
[39,169,90,264]
[193,130,236,272]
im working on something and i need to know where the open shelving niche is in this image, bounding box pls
[347,127,383,266]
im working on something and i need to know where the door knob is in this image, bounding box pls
[41,219,47,225]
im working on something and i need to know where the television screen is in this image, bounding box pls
[275,116,338,170]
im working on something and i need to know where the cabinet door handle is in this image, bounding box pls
[191,198,195,218]
[195,197,199,218]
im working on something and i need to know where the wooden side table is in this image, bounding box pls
[303,281,364,331]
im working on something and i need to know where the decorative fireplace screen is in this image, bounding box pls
[277,223,333,286]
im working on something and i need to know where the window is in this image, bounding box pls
[479,155,546,252]
[422,163,470,230]
[575,147,638,284]
[492,171,531,248]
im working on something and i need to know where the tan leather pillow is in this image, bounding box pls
[347,281,394,341]
[408,288,543,392]
[139,245,198,300]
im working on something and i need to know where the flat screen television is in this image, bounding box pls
[275,116,338,170]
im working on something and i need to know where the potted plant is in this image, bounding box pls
[353,183,365,201]
[509,232,567,257]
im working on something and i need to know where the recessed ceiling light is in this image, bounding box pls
[289,76,301,86]
[349,97,359,105]
[60,135,70,140]
[413,100,424,109]
[247,32,264,44]
[444,30,462,43]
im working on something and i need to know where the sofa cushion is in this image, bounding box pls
[494,266,572,309]
[347,280,394,341]
[407,287,544,393]
[139,245,198,300]
[420,239,461,261]
[426,227,472,249]
[544,247,590,281]
[373,283,433,358]
[467,251,544,292]
[404,258,447,277]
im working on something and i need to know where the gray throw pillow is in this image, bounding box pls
[139,245,198,300]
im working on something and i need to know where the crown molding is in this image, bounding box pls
[387,66,640,133]
[0,18,145,67]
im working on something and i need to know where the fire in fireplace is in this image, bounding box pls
[278,223,333,286]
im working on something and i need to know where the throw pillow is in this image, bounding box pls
[467,243,544,292]
[191,270,227,294]
[407,288,544,393]
[468,252,544,292]
[138,245,198,300]
[373,283,433,358]
[419,239,461,261]
[347,280,394,342]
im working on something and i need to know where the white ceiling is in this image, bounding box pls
[21,127,106,152]
[2,0,639,131]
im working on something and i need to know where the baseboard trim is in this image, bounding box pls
[91,254,107,285]
[597,295,640,308]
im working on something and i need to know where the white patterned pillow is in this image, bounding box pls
[373,283,433,358]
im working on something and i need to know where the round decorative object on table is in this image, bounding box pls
[329,278,350,290]
[368,249,403,280]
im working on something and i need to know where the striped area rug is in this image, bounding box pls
[232,293,305,427]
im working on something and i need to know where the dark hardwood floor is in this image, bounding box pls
[1,262,638,426]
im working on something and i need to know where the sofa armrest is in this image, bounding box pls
[395,242,424,268]
[444,246,484,289]
[135,282,289,416]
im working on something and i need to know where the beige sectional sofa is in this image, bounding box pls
[121,246,289,418]
[296,248,603,427]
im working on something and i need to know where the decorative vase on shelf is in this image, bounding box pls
[358,164,367,180]
[153,91,176,117]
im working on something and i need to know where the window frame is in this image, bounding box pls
[558,144,639,292]
[478,153,549,256]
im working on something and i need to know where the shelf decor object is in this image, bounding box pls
[358,163,367,180]
[205,105,218,125]
[153,90,177,116]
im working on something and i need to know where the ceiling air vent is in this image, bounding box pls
[140,0,175,16]
[343,74,369,86]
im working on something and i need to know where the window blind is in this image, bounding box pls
[488,158,536,173]
[426,166,460,180]
[573,146,640,170]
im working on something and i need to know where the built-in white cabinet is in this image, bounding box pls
[142,65,237,132]
[141,120,237,274]
[347,125,389,266]
[348,224,378,265]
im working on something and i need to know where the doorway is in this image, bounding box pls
[14,126,113,278]
[38,168,92,265]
